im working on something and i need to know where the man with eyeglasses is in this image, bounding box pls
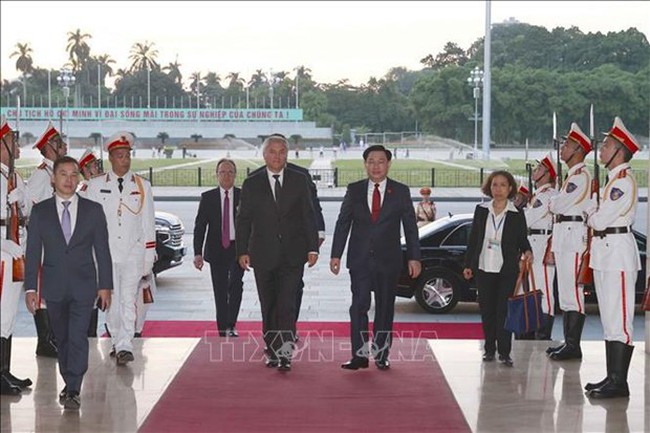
[194,158,244,337]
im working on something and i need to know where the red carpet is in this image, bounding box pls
[132,320,484,339]
[139,337,471,433]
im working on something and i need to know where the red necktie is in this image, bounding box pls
[371,183,381,223]
[222,190,231,249]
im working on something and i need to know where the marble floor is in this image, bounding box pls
[1,338,647,433]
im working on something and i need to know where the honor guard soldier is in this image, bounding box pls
[547,122,592,360]
[524,152,558,340]
[77,148,103,337]
[0,117,32,395]
[584,117,640,399]
[86,132,156,365]
[25,121,67,358]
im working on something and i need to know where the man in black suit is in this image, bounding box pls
[236,135,319,372]
[194,158,244,337]
[249,136,325,333]
[331,145,421,371]
[25,156,113,410]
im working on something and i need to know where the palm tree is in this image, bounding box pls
[128,41,159,73]
[163,55,183,85]
[190,133,202,143]
[66,28,92,72]
[9,42,34,75]
[225,72,245,91]
[248,69,266,89]
[157,132,169,145]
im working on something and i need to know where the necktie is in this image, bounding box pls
[222,190,231,249]
[62,201,72,244]
[273,174,282,203]
[371,183,381,223]
[118,177,124,193]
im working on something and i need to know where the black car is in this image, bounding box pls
[397,213,647,314]
[153,211,186,274]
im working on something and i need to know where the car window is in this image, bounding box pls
[442,222,472,247]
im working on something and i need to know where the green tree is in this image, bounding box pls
[128,41,159,73]
[9,42,34,75]
[157,132,169,145]
[66,28,92,73]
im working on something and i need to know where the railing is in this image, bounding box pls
[16,167,648,189]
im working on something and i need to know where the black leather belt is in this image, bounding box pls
[593,226,630,238]
[0,218,27,227]
[528,229,552,235]
[556,215,583,223]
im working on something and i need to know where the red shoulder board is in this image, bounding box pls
[38,162,47,169]
[80,184,88,191]
[616,170,628,179]
[574,167,583,175]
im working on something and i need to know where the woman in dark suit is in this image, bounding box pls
[463,170,532,366]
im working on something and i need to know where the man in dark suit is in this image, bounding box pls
[25,156,112,410]
[236,135,319,372]
[330,145,421,371]
[249,135,325,334]
[194,158,244,337]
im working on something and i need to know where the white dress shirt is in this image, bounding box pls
[366,178,387,211]
[266,168,284,201]
[219,186,236,241]
[478,200,518,273]
[55,193,78,235]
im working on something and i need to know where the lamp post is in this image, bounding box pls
[268,69,276,111]
[466,66,483,156]
[57,68,76,138]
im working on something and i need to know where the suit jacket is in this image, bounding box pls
[250,162,325,232]
[236,168,318,270]
[464,203,532,276]
[193,186,241,263]
[25,195,113,302]
[331,178,420,273]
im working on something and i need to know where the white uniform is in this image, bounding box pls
[1,164,30,338]
[26,159,54,205]
[587,163,639,344]
[25,158,55,309]
[525,183,558,315]
[135,273,156,334]
[86,171,156,352]
[549,162,592,313]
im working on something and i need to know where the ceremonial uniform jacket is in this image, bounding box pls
[525,183,557,256]
[587,163,640,272]
[1,163,30,247]
[86,171,156,274]
[26,158,54,204]
[549,162,592,253]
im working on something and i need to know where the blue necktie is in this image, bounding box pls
[62,201,72,244]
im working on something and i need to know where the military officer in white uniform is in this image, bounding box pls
[25,121,67,358]
[524,152,558,340]
[86,132,156,365]
[0,117,32,395]
[547,122,592,361]
[584,117,640,399]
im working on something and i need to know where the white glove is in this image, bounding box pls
[7,188,24,205]
[1,240,23,259]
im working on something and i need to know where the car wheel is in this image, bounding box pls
[414,269,461,314]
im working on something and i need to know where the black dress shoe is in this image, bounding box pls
[375,359,391,370]
[218,330,228,337]
[63,392,81,410]
[133,332,142,338]
[116,350,134,366]
[265,358,279,368]
[109,346,116,358]
[278,358,292,371]
[341,358,369,370]
[498,354,514,367]
[4,371,32,389]
[482,352,495,362]
[59,387,68,403]
[228,328,239,337]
